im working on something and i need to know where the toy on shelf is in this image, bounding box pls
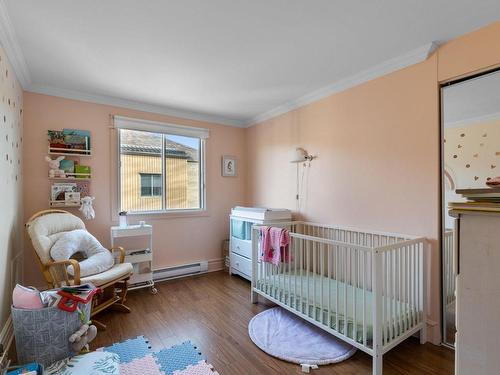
[45,156,66,178]
[79,196,96,220]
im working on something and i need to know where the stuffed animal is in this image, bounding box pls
[79,196,95,220]
[45,155,66,178]
[69,323,97,353]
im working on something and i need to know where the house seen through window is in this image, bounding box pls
[119,128,203,213]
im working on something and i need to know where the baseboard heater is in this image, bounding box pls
[153,261,209,281]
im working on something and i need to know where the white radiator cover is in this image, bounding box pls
[153,261,209,281]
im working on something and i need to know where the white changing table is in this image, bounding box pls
[229,206,291,281]
[110,224,157,294]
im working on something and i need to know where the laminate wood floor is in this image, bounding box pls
[91,271,454,374]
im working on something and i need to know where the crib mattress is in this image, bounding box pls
[256,271,418,344]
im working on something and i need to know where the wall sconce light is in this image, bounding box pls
[290,147,315,163]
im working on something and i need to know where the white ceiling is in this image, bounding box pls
[443,70,500,127]
[3,1,500,127]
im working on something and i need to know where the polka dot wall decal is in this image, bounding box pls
[474,176,479,181]
[458,144,462,148]
[460,133,465,137]
[473,154,478,158]
[453,155,457,158]
[466,164,470,168]
[492,165,496,169]
[483,133,487,137]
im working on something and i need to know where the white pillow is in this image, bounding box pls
[50,229,114,277]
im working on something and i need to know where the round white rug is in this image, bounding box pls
[248,307,357,365]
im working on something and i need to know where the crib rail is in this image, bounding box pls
[251,223,428,359]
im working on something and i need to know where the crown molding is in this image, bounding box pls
[26,84,247,128]
[0,0,31,88]
[246,42,439,127]
[444,111,500,128]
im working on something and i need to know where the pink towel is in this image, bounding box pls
[260,227,291,265]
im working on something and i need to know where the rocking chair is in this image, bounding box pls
[26,209,133,330]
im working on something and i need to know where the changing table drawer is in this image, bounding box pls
[230,252,252,278]
[231,237,252,259]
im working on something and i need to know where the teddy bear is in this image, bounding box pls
[69,323,97,353]
[79,196,95,220]
[45,155,66,178]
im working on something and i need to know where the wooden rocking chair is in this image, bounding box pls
[26,209,133,330]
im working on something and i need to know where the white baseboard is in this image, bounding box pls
[208,258,224,273]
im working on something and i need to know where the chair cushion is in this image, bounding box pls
[81,262,133,286]
[27,212,86,265]
[51,229,114,277]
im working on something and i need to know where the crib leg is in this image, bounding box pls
[251,290,258,304]
[373,354,383,375]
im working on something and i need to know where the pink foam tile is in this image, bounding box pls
[120,354,163,375]
[173,360,219,375]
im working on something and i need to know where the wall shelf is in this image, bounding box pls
[49,200,81,208]
[48,148,92,157]
[49,172,91,180]
[49,177,91,181]
[47,129,92,211]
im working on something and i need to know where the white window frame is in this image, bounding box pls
[115,115,207,215]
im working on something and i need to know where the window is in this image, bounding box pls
[116,116,207,213]
[140,173,162,197]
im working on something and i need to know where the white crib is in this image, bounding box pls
[251,222,428,375]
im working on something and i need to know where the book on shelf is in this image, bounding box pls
[51,183,77,201]
[48,130,66,149]
[449,201,500,212]
[63,128,90,151]
[48,128,91,153]
[74,164,91,177]
[59,159,75,173]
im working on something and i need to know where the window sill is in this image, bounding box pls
[119,209,210,221]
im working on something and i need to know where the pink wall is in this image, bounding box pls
[245,21,500,344]
[23,92,247,286]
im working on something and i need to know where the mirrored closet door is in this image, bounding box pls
[441,69,500,347]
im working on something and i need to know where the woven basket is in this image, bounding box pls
[11,302,91,366]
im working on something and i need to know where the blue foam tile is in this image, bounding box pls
[153,341,204,375]
[102,335,153,364]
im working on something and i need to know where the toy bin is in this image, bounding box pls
[11,302,91,367]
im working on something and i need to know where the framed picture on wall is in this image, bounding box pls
[222,155,237,177]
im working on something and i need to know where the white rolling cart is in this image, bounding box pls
[110,224,157,294]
